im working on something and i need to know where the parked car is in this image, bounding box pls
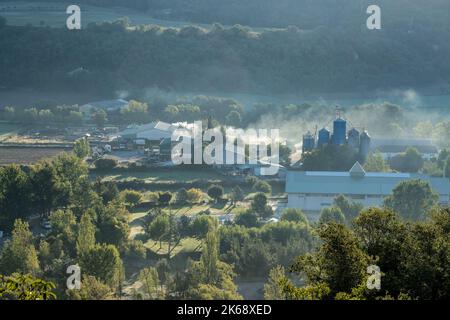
[40,220,52,230]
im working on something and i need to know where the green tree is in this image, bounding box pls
[158,192,173,206]
[280,208,308,225]
[288,223,369,296]
[120,190,143,207]
[96,203,130,248]
[139,267,163,299]
[0,165,31,232]
[389,147,424,173]
[120,100,150,124]
[92,109,107,128]
[353,207,407,297]
[79,243,124,291]
[94,158,117,171]
[234,210,259,228]
[30,160,60,218]
[76,211,96,257]
[364,152,389,172]
[147,214,170,249]
[384,179,439,220]
[332,195,363,222]
[264,265,287,300]
[190,215,218,240]
[0,274,56,300]
[73,137,90,158]
[207,185,224,202]
[251,193,273,219]
[48,209,77,251]
[302,145,358,171]
[230,186,245,203]
[319,206,346,225]
[67,275,111,300]
[252,180,272,194]
[201,231,220,283]
[225,110,242,126]
[0,220,40,276]
[186,188,203,204]
[94,180,119,205]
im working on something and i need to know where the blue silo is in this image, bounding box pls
[347,128,360,150]
[302,131,315,152]
[317,128,330,147]
[331,118,347,145]
[359,130,371,161]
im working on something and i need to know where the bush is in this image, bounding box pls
[235,211,259,228]
[280,208,308,225]
[319,206,346,225]
[94,158,117,171]
[158,192,173,206]
[252,180,272,193]
[121,190,143,206]
[186,188,204,204]
[207,185,224,202]
[124,240,147,260]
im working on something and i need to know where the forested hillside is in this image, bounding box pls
[0,16,449,95]
[5,0,450,30]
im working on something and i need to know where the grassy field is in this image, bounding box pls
[97,168,225,183]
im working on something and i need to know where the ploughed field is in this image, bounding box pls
[0,147,67,165]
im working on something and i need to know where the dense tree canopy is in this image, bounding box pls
[0,8,449,96]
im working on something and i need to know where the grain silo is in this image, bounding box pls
[331,117,347,145]
[302,131,315,153]
[347,128,360,150]
[359,130,371,161]
[317,128,330,147]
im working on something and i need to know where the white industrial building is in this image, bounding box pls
[286,162,450,211]
[370,138,439,160]
[80,99,129,120]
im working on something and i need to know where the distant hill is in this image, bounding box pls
[3,0,449,30]
[0,1,449,96]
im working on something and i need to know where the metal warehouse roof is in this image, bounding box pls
[286,166,450,195]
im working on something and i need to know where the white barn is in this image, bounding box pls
[286,162,450,211]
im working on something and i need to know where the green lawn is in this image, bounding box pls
[98,168,225,183]
[145,237,202,257]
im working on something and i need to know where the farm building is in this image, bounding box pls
[286,162,450,211]
[370,138,439,160]
[80,99,129,119]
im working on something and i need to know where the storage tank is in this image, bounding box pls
[331,118,347,145]
[347,128,360,150]
[302,131,315,152]
[359,130,371,161]
[317,128,330,147]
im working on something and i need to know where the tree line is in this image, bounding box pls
[1,16,449,96]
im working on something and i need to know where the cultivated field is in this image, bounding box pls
[0,147,68,165]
